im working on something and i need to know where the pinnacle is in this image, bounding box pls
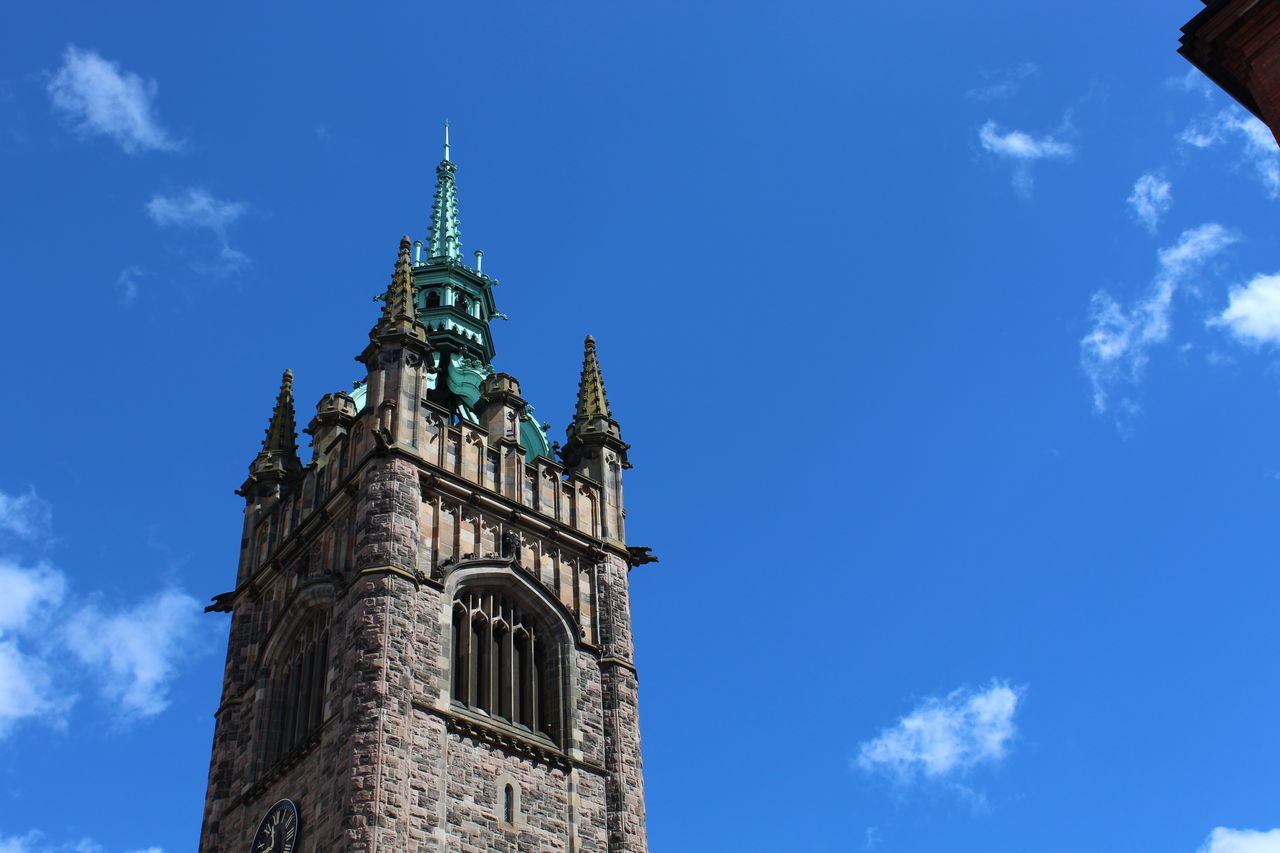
[249,368,303,482]
[367,235,429,346]
[574,334,613,421]
[263,369,299,456]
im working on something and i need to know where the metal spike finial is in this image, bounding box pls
[427,123,462,262]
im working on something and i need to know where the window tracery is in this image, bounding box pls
[263,610,330,768]
[451,588,558,743]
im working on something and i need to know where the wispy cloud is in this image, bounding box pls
[65,589,201,717]
[47,46,178,154]
[1081,223,1238,415]
[1171,68,1219,102]
[856,681,1022,791]
[1198,827,1280,853]
[0,488,208,736]
[0,489,51,542]
[1182,107,1280,197]
[0,832,162,853]
[966,63,1038,102]
[979,120,1074,196]
[1213,272,1280,346]
[146,188,248,273]
[1127,174,1173,233]
[116,265,142,305]
[0,559,69,737]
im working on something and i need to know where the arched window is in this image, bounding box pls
[455,294,471,315]
[263,611,330,768]
[425,289,441,309]
[503,783,515,824]
[451,588,559,743]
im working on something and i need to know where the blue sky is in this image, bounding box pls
[2,1,1280,851]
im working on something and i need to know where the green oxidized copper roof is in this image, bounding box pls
[351,125,554,463]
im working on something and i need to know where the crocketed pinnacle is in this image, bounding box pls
[574,335,613,421]
[375,236,427,341]
[251,369,303,478]
[427,124,462,262]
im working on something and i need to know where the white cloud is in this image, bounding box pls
[0,560,67,736]
[0,834,148,853]
[146,188,245,232]
[1214,272,1280,346]
[1128,174,1173,233]
[0,638,62,737]
[115,266,142,305]
[1081,223,1238,414]
[1199,828,1280,853]
[0,489,51,542]
[47,46,178,154]
[1171,68,1219,101]
[966,63,1038,101]
[146,188,249,273]
[1182,107,1280,197]
[856,681,1022,784]
[65,589,202,717]
[0,488,206,736]
[0,560,64,633]
[0,832,41,853]
[979,121,1074,196]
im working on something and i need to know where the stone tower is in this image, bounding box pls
[199,133,652,852]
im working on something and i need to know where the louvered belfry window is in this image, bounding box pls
[452,589,557,742]
[264,612,330,767]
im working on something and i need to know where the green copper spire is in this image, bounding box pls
[427,123,462,263]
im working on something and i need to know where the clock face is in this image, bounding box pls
[250,799,299,853]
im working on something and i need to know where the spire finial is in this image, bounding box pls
[427,121,462,262]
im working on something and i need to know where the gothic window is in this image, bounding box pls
[456,294,471,315]
[451,589,559,743]
[263,611,330,768]
[503,784,515,824]
[425,289,441,309]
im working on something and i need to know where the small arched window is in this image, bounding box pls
[451,588,559,743]
[425,289,441,309]
[503,784,515,824]
[456,294,471,315]
[263,611,330,768]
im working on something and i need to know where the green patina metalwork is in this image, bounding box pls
[378,126,553,462]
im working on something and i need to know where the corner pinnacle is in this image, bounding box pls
[263,369,299,457]
[575,334,613,421]
[246,369,303,485]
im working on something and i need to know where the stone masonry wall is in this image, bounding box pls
[202,411,648,851]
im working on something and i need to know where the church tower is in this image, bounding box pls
[199,133,651,852]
